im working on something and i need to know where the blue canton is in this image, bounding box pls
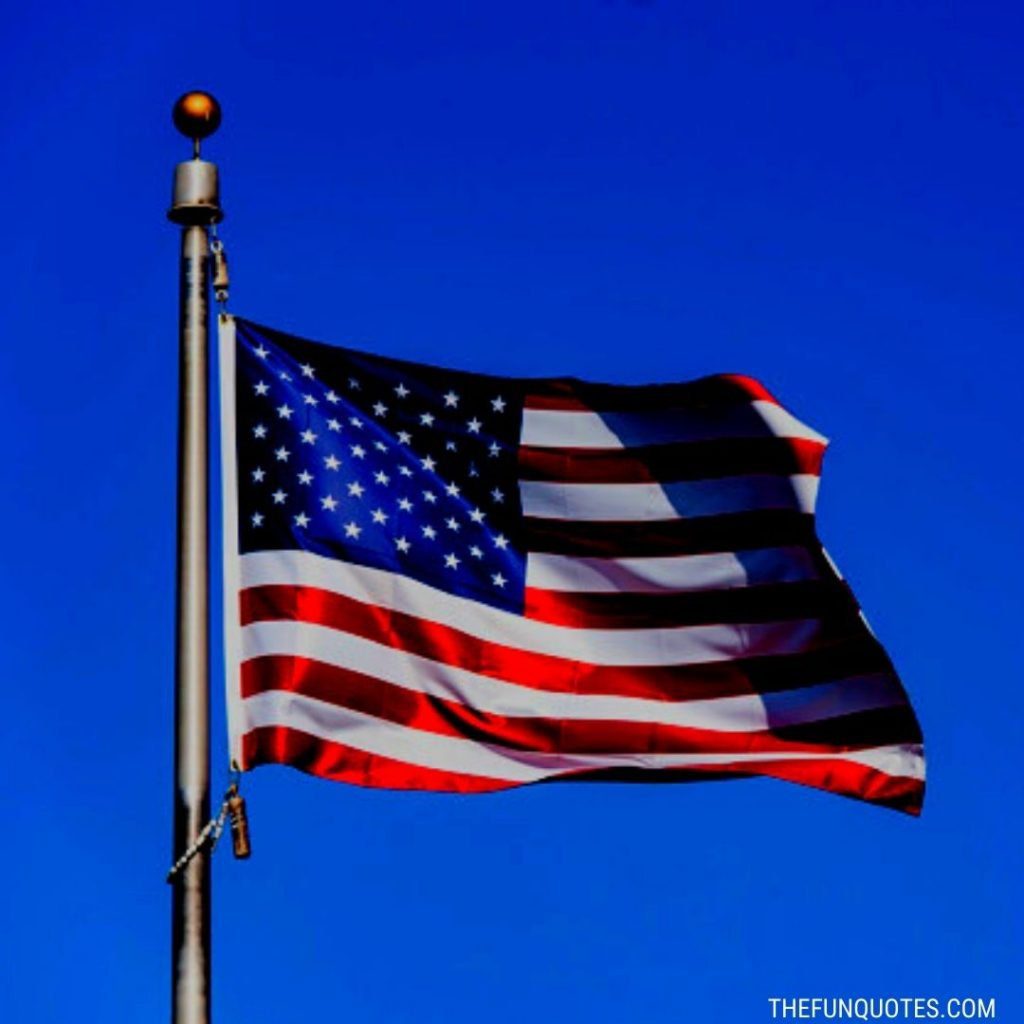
[233,319,527,613]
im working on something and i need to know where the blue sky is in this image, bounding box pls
[2,2,1022,1021]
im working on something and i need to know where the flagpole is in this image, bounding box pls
[168,91,223,1024]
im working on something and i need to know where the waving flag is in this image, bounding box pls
[219,317,925,813]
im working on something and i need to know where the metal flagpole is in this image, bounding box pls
[167,91,223,1024]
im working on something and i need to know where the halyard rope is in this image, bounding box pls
[165,784,233,884]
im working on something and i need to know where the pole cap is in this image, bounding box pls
[168,91,224,224]
[172,91,222,142]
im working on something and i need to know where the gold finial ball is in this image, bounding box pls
[172,91,222,141]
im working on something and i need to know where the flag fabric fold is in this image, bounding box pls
[219,316,925,813]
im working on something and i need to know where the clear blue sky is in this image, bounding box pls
[2,3,1021,1021]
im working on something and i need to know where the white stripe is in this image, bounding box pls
[240,550,827,666]
[525,547,820,593]
[756,403,828,445]
[242,619,906,732]
[240,690,926,784]
[521,400,827,449]
[520,474,820,521]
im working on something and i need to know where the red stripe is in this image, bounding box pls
[242,726,507,792]
[524,509,819,557]
[560,758,923,814]
[240,724,922,812]
[522,579,858,629]
[518,437,825,484]
[523,390,594,412]
[241,655,915,757]
[523,374,781,411]
[718,374,780,404]
[240,584,863,702]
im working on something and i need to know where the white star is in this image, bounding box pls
[300,363,315,379]
[251,468,266,482]
[252,424,267,439]
[272,490,287,505]
[350,444,366,459]
[421,525,437,540]
[326,390,340,404]
[488,441,501,458]
[493,533,509,550]
[327,418,342,432]
[344,521,362,538]
[303,394,318,407]
[445,440,458,452]
[300,429,318,445]
[279,371,292,382]
[374,471,390,486]
[372,401,388,417]
[348,377,361,390]
[394,383,410,398]
[399,465,413,477]
[443,391,460,408]
[349,416,364,429]
[254,344,269,359]
[491,487,504,503]
[468,465,480,477]
[348,482,365,498]
[254,381,270,396]
[294,512,310,528]
[423,490,437,504]
[321,495,338,511]
[421,455,436,472]
[398,497,413,512]
[444,553,461,569]
[277,403,293,420]
[395,536,411,553]
[492,572,507,588]
[397,431,412,445]
[445,482,460,498]
[469,545,483,559]
[469,507,485,523]
[275,446,290,462]
[251,512,264,526]
[420,412,435,427]
[445,517,460,532]
[297,471,313,485]
[324,454,341,471]
[374,441,388,452]
[491,396,506,412]
[371,508,388,525]
[466,417,482,434]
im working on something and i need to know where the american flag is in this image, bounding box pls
[220,317,925,814]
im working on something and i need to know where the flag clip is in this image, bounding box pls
[210,233,229,308]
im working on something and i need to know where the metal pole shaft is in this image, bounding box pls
[172,222,212,1024]
[168,92,222,1024]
